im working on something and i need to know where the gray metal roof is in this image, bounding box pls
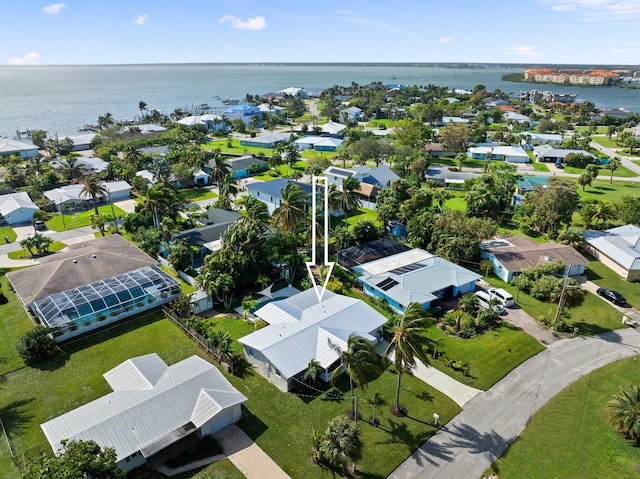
[584,225,640,271]
[238,289,387,379]
[41,355,246,462]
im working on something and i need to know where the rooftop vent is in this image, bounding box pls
[72,259,77,264]
[92,254,97,258]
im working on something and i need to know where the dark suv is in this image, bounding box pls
[34,220,46,231]
[596,288,626,306]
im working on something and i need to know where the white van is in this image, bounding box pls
[475,290,504,314]
[487,288,515,308]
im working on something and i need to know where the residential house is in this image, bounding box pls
[177,115,226,132]
[41,354,246,472]
[223,105,261,125]
[480,236,588,283]
[279,87,308,98]
[257,103,285,116]
[238,289,387,392]
[343,106,364,122]
[504,111,532,124]
[534,145,595,163]
[425,168,479,189]
[0,138,39,159]
[44,181,131,210]
[130,124,167,134]
[248,179,312,215]
[295,136,344,152]
[324,165,398,191]
[468,145,530,163]
[203,154,267,180]
[166,209,242,268]
[423,142,456,158]
[68,133,96,151]
[437,116,469,126]
[337,238,411,270]
[354,248,480,313]
[0,191,39,225]
[519,132,566,146]
[193,169,209,186]
[583,225,640,280]
[7,235,182,341]
[239,132,291,149]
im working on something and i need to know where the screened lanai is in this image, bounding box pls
[31,266,181,338]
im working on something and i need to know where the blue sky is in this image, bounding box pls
[2,0,639,65]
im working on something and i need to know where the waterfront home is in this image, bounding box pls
[7,235,181,341]
[0,138,39,159]
[583,225,640,280]
[354,248,480,313]
[68,133,96,151]
[238,289,387,392]
[177,114,226,132]
[223,105,260,125]
[534,145,595,163]
[41,354,246,472]
[247,179,312,215]
[342,106,364,122]
[480,236,588,283]
[239,132,290,149]
[258,103,285,116]
[129,124,166,134]
[468,145,530,163]
[279,86,308,98]
[0,191,39,225]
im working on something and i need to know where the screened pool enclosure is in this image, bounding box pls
[31,266,181,339]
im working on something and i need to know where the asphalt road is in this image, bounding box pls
[389,328,640,479]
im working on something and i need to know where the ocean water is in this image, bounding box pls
[1,63,638,138]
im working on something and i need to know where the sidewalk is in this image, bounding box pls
[213,425,290,479]
[0,253,38,268]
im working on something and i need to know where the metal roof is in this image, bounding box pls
[584,225,640,271]
[239,289,387,379]
[41,355,247,462]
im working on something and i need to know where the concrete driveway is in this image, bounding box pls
[388,328,640,479]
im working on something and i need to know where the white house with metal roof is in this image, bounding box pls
[0,138,39,159]
[355,248,480,313]
[44,181,131,209]
[468,145,530,163]
[238,289,387,392]
[0,191,39,224]
[41,354,246,473]
[583,225,640,280]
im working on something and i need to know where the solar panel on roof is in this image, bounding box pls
[389,262,425,275]
[328,167,351,176]
[376,277,399,291]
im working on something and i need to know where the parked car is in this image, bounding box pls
[475,290,505,314]
[555,160,564,169]
[487,288,515,308]
[34,220,46,231]
[596,288,626,306]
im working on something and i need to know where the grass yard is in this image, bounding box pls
[45,205,127,232]
[202,139,274,157]
[591,135,619,148]
[486,276,624,336]
[159,265,197,294]
[426,323,545,390]
[330,207,381,229]
[575,126,608,134]
[585,260,640,310]
[443,191,467,211]
[0,274,36,375]
[486,356,640,479]
[577,180,640,202]
[0,227,17,245]
[7,241,66,260]
[562,164,637,178]
[177,187,218,202]
[431,158,486,169]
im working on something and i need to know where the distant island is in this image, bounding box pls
[502,67,640,87]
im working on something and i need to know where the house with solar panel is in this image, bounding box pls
[238,289,387,392]
[352,247,480,313]
[41,354,246,472]
[7,235,181,341]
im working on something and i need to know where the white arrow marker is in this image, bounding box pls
[305,176,335,302]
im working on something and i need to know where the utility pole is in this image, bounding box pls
[554,265,572,326]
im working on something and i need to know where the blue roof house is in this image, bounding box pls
[354,248,480,313]
[223,105,261,125]
[343,106,364,122]
[248,179,312,215]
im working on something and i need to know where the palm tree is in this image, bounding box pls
[239,195,270,236]
[90,213,107,236]
[148,156,172,184]
[143,183,179,229]
[268,152,283,174]
[331,336,378,418]
[285,143,300,176]
[456,152,467,171]
[219,173,238,209]
[241,296,257,320]
[80,175,108,215]
[319,416,364,476]
[304,359,324,385]
[384,302,433,415]
[59,157,83,181]
[457,292,478,313]
[338,176,362,226]
[591,200,616,225]
[271,182,308,232]
[607,157,621,184]
[208,152,231,185]
[606,384,640,444]
[433,189,451,213]
[367,392,385,426]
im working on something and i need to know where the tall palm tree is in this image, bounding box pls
[59,156,83,181]
[606,384,640,444]
[143,183,179,229]
[219,173,238,209]
[331,336,378,417]
[607,157,621,184]
[285,143,300,176]
[591,200,616,225]
[385,302,433,415]
[268,152,283,174]
[271,182,308,232]
[208,152,231,185]
[338,176,362,226]
[80,175,108,215]
[239,195,270,236]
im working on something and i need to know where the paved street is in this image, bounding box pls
[389,328,640,479]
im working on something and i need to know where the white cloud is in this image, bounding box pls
[134,13,148,27]
[342,16,399,32]
[503,45,543,57]
[336,9,355,15]
[218,15,266,30]
[543,0,640,23]
[7,52,41,65]
[439,36,455,43]
[41,3,66,15]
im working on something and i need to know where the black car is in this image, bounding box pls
[596,288,627,306]
[34,220,46,231]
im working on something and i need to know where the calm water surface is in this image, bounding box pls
[1,64,638,138]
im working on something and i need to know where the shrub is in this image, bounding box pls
[15,325,58,364]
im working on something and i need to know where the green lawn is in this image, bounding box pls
[159,265,197,294]
[7,241,66,260]
[202,139,274,157]
[177,187,218,203]
[585,260,640,310]
[0,275,36,375]
[252,161,306,181]
[330,207,381,229]
[431,158,486,169]
[486,276,624,336]
[577,180,640,202]
[526,151,550,172]
[426,323,545,390]
[562,164,637,178]
[366,119,391,129]
[0,227,17,245]
[591,135,618,148]
[443,192,467,211]
[45,205,127,232]
[486,356,640,479]
[575,126,608,134]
